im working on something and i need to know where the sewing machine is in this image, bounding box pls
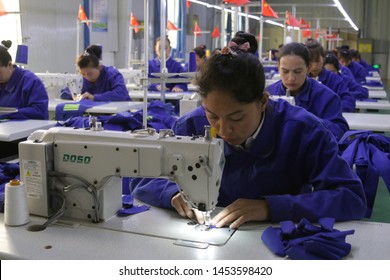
[269,89,296,106]
[18,125,225,224]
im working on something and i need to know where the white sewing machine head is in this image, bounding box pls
[18,126,225,223]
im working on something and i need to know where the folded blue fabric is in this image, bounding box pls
[261,217,355,260]
[116,195,150,216]
[55,100,108,121]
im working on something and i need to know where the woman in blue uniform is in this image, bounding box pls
[324,53,369,100]
[130,48,366,228]
[148,37,188,92]
[266,42,349,141]
[76,45,129,101]
[338,49,368,83]
[305,40,356,112]
[0,40,48,120]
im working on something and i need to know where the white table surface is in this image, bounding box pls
[0,119,57,142]
[128,90,189,100]
[0,213,388,260]
[356,100,390,111]
[365,85,385,91]
[48,99,143,114]
[343,112,390,132]
[368,90,387,99]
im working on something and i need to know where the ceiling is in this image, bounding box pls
[241,0,360,34]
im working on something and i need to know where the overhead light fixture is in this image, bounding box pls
[188,0,283,28]
[333,0,359,31]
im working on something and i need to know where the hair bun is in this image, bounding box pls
[1,40,12,49]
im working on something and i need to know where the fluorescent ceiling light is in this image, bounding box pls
[333,0,359,31]
[188,0,283,28]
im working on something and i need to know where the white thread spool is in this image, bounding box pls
[4,179,30,226]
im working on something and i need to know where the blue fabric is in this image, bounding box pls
[0,66,48,120]
[339,130,390,218]
[316,68,356,112]
[54,100,108,121]
[60,87,73,100]
[148,57,188,92]
[347,61,368,83]
[117,194,150,216]
[267,77,349,140]
[172,105,210,137]
[56,100,176,132]
[261,217,355,260]
[81,65,130,102]
[340,65,355,81]
[359,59,375,72]
[129,99,366,222]
[338,72,369,100]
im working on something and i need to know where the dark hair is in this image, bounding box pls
[193,45,206,59]
[305,40,325,61]
[324,53,340,71]
[155,36,171,47]
[230,31,258,54]
[197,47,265,103]
[77,44,102,69]
[0,40,12,66]
[279,42,310,67]
[350,49,361,60]
[338,49,352,61]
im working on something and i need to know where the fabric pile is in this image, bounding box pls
[261,217,355,260]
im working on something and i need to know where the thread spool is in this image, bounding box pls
[189,51,197,72]
[4,179,30,226]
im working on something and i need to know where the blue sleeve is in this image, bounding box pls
[319,70,355,113]
[128,178,179,209]
[328,74,356,113]
[345,76,369,100]
[351,62,368,83]
[318,97,349,141]
[1,75,48,120]
[168,62,188,92]
[265,122,366,222]
[309,84,349,141]
[148,59,160,91]
[92,68,130,102]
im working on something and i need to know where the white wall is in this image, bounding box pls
[19,0,118,73]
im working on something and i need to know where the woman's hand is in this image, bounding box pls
[79,92,94,100]
[172,86,184,92]
[211,199,270,229]
[171,192,205,223]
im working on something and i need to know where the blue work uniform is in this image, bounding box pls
[340,65,355,81]
[129,99,366,222]
[0,65,48,120]
[338,71,369,100]
[314,68,356,112]
[266,78,349,140]
[81,65,130,102]
[359,59,375,72]
[347,61,368,83]
[148,57,188,92]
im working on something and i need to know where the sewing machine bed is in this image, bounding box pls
[68,205,236,246]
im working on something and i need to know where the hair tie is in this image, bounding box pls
[221,46,237,59]
[82,50,91,57]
